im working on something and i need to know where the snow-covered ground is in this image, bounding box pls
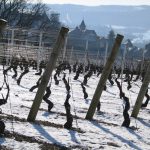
[0,65,150,150]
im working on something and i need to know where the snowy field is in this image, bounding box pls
[0,65,150,150]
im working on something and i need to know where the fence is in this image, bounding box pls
[0,27,148,67]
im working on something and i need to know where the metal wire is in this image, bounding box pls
[69,75,87,147]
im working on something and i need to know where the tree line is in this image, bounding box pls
[0,0,61,30]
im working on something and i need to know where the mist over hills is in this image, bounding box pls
[48,4,150,47]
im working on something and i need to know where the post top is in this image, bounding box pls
[60,27,69,37]
[0,19,7,28]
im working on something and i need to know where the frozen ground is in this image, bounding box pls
[0,65,150,150]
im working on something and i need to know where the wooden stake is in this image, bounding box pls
[121,44,127,79]
[0,19,7,29]
[84,39,89,66]
[104,40,108,66]
[0,19,7,36]
[131,62,150,118]
[27,27,69,122]
[85,34,124,120]
[69,46,74,64]
[0,19,7,64]
[62,36,68,61]
[37,32,43,71]
[140,48,145,78]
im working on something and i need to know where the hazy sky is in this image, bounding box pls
[42,0,150,6]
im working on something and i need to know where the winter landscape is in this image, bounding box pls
[0,61,150,149]
[0,0,150,150]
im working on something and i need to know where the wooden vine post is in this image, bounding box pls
[0,19,7,64]
[27,27,69,122]
[62,35,68,61]
[85,34,124,120]
[0,19,7,36]
[131,62,150,118]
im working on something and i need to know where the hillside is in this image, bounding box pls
[0,65,150,149]
[48,4,150,46]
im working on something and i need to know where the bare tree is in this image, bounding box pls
[0,0,27,25]
[0,0,60,30]
[16,1,49,28]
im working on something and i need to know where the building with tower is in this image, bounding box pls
[67,20,108,55]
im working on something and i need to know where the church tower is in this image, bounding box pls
[79,20,86,31]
